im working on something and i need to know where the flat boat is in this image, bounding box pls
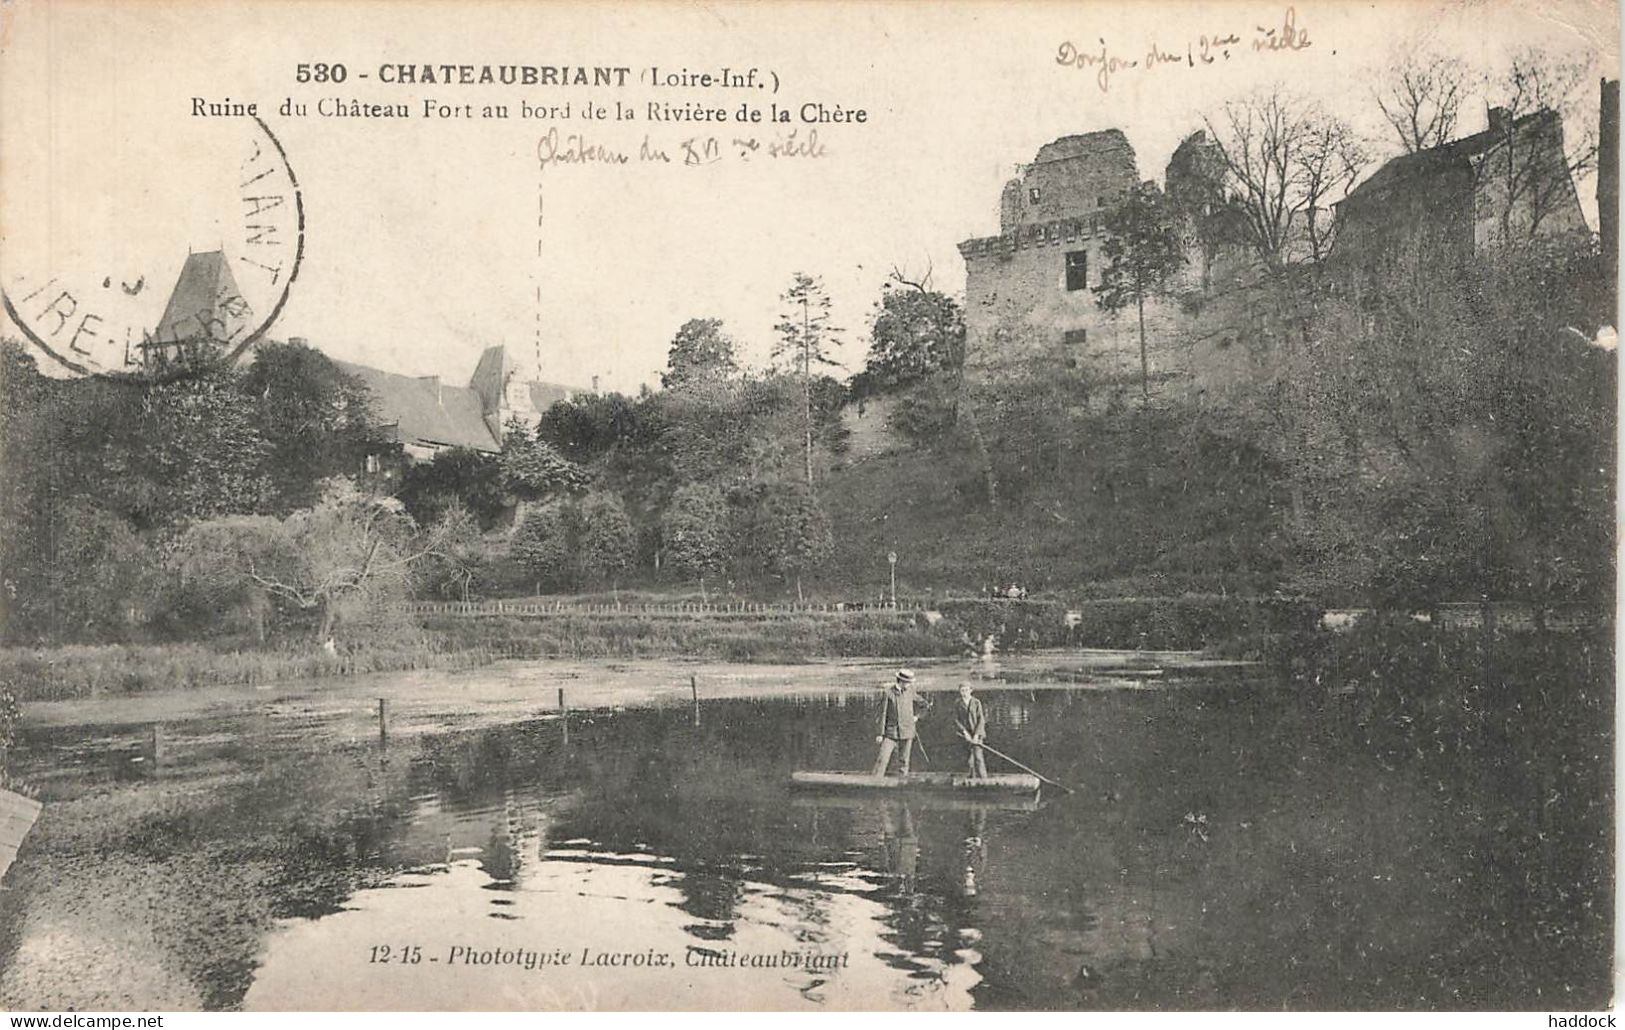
[789,770,1041,795]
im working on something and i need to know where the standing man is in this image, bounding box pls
[873,669,930,776]
[954,681,988,779]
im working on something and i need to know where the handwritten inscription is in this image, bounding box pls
[538,127,825,171]
[1057,7,1312,93]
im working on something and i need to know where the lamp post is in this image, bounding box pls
[888,550,898,607]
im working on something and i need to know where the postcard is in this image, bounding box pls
[0,0,1617,1014]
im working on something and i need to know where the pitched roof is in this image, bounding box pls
[527,380,578,411]
[1340,109,1556,208]
[469,343,583,420]
[153,251,252,343]
[331,359,500,452]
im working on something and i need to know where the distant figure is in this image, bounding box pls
[873,669,930,776]
[954,682,988,779]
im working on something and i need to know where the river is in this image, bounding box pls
[2,656,1611,1010]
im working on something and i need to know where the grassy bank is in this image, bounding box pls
[0,642,500,703]
[2,610,963,702]
[417,610,962,663]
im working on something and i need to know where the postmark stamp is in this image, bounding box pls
[2,113,304,378]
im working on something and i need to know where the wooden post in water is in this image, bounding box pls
[691,674,700,726]
[558,687,569,745]
[148,724,166,773]
[377,698,387,750]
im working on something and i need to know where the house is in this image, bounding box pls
[142,252,587,464]
[138,250,255,369]
[1332,106,1589,268]
[327,343,585,462]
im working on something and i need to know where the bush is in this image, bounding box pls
[0,677,18,766]
[510,505,572,592]
[1286,618,1613,774]
[937,598,1069,650]
[1065,594,1317,650]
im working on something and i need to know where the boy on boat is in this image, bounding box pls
[955,681,988,779]
[873,668,930,776]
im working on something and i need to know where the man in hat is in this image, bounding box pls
[873,668,931,776]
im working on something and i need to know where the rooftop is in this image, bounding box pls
[332,359,501,453]
[1340,108,1558,208]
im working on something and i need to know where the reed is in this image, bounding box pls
[0,642,499,702]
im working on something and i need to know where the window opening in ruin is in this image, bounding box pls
[1065,251,1088,291]
[1029,187,1041,205]
[1063,328,1089,347]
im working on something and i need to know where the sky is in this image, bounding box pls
[1,0,1618,391]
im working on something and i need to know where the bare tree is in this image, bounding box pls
[1476,47,1600,243]
[1202,88,1367,270]
[237,478,469,640]
[1373,46,1469,153]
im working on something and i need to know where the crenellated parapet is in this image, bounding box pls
[958,212,1111,259]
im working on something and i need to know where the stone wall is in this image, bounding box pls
[1000,130,1140,233]
[962,127,1283,408]
[961,209,1270,408]
[1470,113,1589,246]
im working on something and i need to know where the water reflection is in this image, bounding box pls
[242,694,1063,1010]
[15,671,1608,1011]
[235,682,1615,1009]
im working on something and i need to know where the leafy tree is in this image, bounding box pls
[510,505,571,594]
[660,483,731,597]
[808,374,852,456]
[1096,182,1188,404]
[536,393,673,526]
[536,392,659,464]
[500,416,588,503]
[165,514,301,642]
[661,317,738,391]
[861,287,966,395]
[240,340,384,511]
[1286,235,1613,604]
[884,372,964,449]
[760,481,834,602]
[0,342,56,639]
[142,372,277,523]
[773,273,844,485]
[397,447,508,530]
[38,371,275,530]
[42,508,155,643]
[577,491,637,588]
[658,376,789,486]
